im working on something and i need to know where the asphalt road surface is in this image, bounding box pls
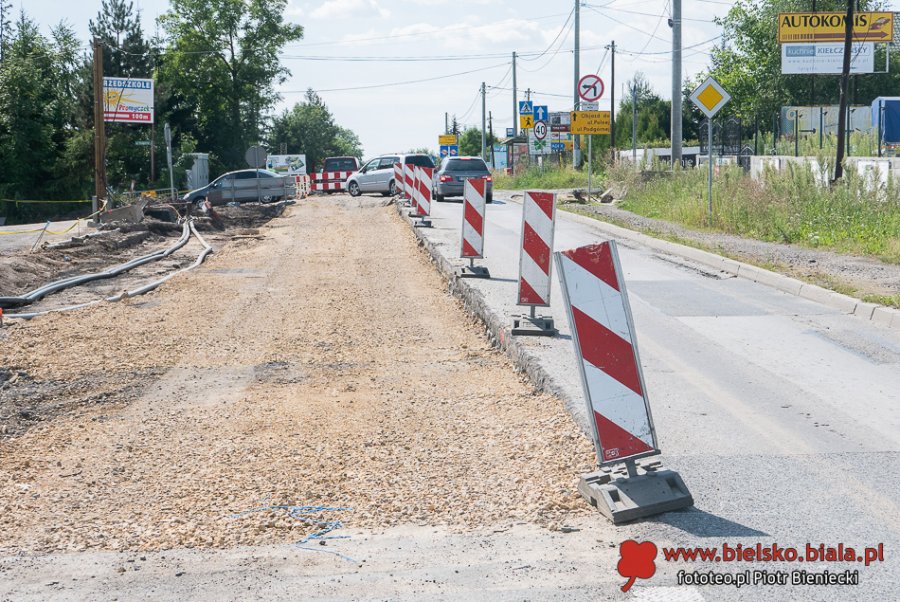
[1,194,897,601]
[402,191,900,601]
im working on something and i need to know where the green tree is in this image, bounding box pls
[458,127,495,157]
[616,73,671,147]
[709,0,892,125]
[268,90,363,172]
[158,0,303,169]
[0,0,12,62]
[333,126,363,159]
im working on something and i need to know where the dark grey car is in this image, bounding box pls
[433,156,493,202]
[183,169,293,206]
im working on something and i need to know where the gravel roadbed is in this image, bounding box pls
[0,197,594,554]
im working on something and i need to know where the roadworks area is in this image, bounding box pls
[0,197,595,556]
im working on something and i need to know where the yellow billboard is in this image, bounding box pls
[778,12,893,43]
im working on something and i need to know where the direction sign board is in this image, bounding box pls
[438,134,458,145]
[518,100,533,115]
[778,12,893,43]
[533,105,549,122]
[533,120,548,140]
[570,111,611,135]
[520,114,534,129]
[578,74,605,102]
[103,77,154,123]
[781,42,874,74]
[689,76,731,119]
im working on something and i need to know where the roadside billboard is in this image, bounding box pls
[266,154,307,176]
[103,77,154,124]
[781,42,874,74]
[777,12,893,43]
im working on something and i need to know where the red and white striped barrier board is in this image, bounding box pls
[312,171,354,192]
[555,240,659,466]
[404,163,415,201]
[517,191,556,306]
[416,166,433,217]
[393,162,404,197]
[294,175,311,198]
[461,178,486,258]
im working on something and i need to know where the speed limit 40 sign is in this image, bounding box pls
[533,120,548,141]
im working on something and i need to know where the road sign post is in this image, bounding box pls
[689,76,731,223]
[554,240,693,523]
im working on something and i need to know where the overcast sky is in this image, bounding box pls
[21,0,897,158]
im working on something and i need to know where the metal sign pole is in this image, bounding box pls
[587,135,592,201]
[707,119,713,222]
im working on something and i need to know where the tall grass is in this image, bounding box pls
[608,162,900,263]
[769,131,881,158]
[493,166,593,190]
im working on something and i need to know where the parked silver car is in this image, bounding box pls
[183,169,293,206]
[433,156,493,202]
[346,153,435,197]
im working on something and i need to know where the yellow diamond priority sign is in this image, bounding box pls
[689,76,731,119]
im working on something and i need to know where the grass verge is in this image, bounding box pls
[560,203,900,309]
[493,166,592,190]
[607,162,900,264]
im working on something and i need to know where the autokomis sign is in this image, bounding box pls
[103,77,154,123]
[781,42,874,74]
[777,12,893,43]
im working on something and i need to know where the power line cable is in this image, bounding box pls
[281,61,508,94]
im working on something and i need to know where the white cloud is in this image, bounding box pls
[309,0,390,20]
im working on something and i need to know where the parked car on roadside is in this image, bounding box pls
[183,169,293,206]
[433,156,493,202]
[346,153,435,197]
[313,156,361,193]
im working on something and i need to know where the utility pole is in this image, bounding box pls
[671,0,682,167]
[481,82,487,161]
[834,0,854,181]
[489,111,495,168]
[573,0,581,167]
[512,51,518,136]
[632,82,638,162]
[445,112,449,135]
[92,38,107,209]
[609,41,616,157]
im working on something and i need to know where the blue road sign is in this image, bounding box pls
[449,145,459,156]
[551,142,566,151]
[506,127,515,137]
[518,100,533,114]
[533,105,549,122]
[440,145,449,157]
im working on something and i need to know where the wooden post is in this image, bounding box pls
[92,38,107,207]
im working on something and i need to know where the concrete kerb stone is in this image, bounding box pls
[392,200,582,432]
[872,306,899,329]
[555,205,900,331]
